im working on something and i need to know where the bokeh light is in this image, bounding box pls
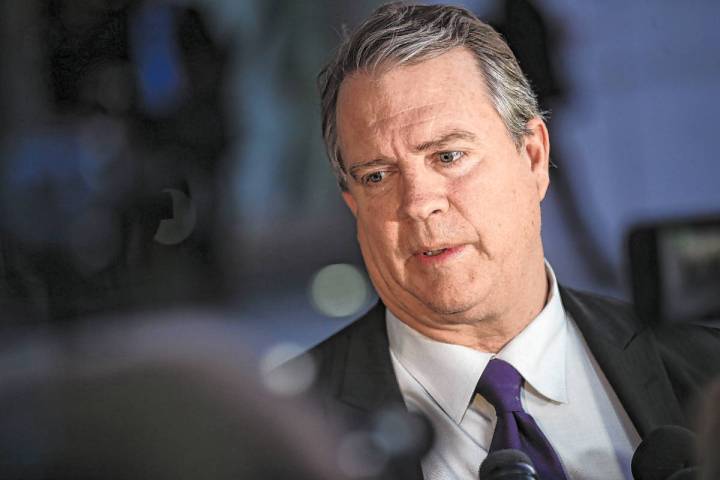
[259,342,316,397]
[309,263,369,318]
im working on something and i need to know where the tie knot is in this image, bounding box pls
[475,358,524,413]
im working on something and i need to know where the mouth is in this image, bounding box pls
[414,245,465,263]
[422,248,449,257]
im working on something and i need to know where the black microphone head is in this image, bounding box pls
[666,467,700,480]
[631,425,697,480]
[480,449,537,479]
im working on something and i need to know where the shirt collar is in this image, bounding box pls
[386,261,568,424]
[387,309,491,424]
[496,262,568,404]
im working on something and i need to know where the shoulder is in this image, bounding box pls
[559,286,640,331]
[651,321,720,401]
[307,301,387,360]
[302,301,389,385]
[560,285,720,402]
[559,285,648,357]
[278,301,391,404]
[560,284,720,350]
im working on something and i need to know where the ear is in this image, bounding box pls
[523,117,551,201]
[342,191,358,217]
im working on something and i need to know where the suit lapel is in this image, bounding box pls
[335,302,405,411]
[331,302,424,480]
[560,287,685,437]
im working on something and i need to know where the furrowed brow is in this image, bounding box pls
[413,130,477,152]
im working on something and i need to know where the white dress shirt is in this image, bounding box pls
[386,263,641,480]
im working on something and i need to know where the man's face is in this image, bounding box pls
[336,48,550,326]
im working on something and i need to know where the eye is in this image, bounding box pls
[437,151,464,164]
[362,171,386,185]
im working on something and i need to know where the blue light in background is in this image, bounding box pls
[1,132,93,248]
[130,5,186,116]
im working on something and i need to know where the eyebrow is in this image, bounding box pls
[346,129,478,180]
[348,158,390,179]
[413,129,477,152]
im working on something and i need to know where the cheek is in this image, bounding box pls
[501,180,543,250]
[453,167,510,225]
[356,210,400,258]
[453,165,537,242]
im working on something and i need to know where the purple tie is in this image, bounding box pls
[475,358,568,480]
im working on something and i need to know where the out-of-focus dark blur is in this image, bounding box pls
[0,0,719,476]
[0,317,352,480]
[0,0,229,324]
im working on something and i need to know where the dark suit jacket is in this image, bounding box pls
[297,287,720,479]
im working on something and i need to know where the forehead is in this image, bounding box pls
[336,48,497,153]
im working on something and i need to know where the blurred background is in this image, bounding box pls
[1,0,719,358]
[0,1,718,477]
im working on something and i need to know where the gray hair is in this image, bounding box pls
[319,2,545,191]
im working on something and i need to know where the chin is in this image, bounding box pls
[416,289,488,319]
[409,274,492,314]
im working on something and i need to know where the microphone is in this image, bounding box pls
[479,449,538,479]
[666,467,700,480]
[631,425,697,480]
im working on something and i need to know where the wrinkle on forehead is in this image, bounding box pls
[337,49,497,162]
[361,117,442,160]
[367,102,446,129]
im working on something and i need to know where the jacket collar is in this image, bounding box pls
[336,301,405,411]
[559,286,686,436]
[337,288,685,439]
[333,302,424,480]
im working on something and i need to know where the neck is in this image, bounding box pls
[386,259,550,353]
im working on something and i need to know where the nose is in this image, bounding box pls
[399,170,449,221]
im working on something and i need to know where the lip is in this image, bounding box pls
[413,245,465,264]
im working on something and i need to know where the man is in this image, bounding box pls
[295,3,720,479]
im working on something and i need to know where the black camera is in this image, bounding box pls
[628,215,720,326]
